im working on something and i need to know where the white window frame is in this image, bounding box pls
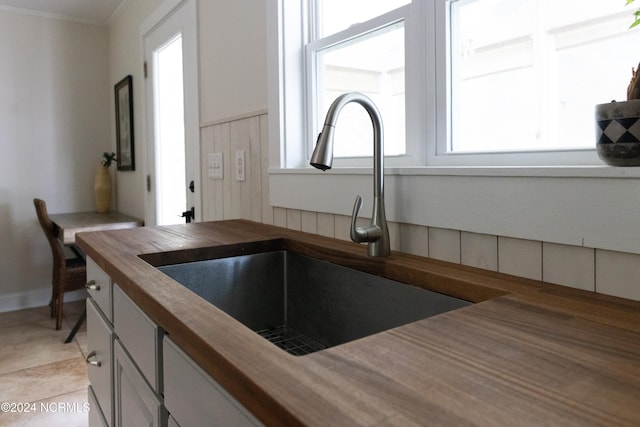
[270,0,613,169]
[305,4,422,167]
[266,0,640,257]
[436,0,605,166]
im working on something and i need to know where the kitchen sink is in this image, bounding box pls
[154,249,471,356]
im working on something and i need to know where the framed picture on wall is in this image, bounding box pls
[115,75,135,171]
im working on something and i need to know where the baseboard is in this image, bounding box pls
[0,288,87,314]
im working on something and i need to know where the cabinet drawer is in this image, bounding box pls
[113,284,163,392]
[167,414,180,427]
[86,298,114,427]
[114,339,165,427]
[88,385,108,427]
[163,337,261,427]
[87,258,112,323]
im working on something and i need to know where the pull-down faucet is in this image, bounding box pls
[310,92,390,257]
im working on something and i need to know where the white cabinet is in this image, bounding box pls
[163,337,262,427]
[87,256,262,426]
[113,285,163,393]
[87,257,166,427]
[114,339,166,427]
[86,298,114,426]
[86,259,114,427]
[86,258,113,321]
[167,415,180,427]
[88,384,108,427]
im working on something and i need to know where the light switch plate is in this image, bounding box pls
[235,150,245,181]
[208,152,223,179]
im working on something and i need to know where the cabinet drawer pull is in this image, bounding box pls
[85,280,100,291]
[86,351,102,367]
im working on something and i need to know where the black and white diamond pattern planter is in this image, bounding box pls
[596,100,640,166]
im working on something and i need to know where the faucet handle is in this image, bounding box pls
[350,195,365,242]
[350,195,381,243]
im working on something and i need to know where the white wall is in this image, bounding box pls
[0,0,269,311]
[108,0,267,221]
[0,9,110,310]
[198,0,267,123]
[109,0,162,220]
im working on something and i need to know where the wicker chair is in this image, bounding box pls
[33,199,86,330]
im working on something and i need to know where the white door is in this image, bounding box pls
[143,0,200,226]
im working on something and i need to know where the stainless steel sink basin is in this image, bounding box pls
[156,250,471,355]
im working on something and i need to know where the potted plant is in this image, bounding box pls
[94,152,117,213]
[629,0,640,29]
[595,1,640,166]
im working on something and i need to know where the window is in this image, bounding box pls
[272,0,640,168]
[314,0,410,37]
[449,0,640,154]
[306,1,410,159]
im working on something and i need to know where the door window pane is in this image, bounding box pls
[155,35,186,225]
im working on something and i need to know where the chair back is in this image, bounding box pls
[33,199,65,273]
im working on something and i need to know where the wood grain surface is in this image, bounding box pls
[49,211,143,245]
[77,220,640,426]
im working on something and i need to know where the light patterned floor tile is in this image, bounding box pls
[0,302,88,427]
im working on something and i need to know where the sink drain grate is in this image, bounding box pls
[256,325,327,356]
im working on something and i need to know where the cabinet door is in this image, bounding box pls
[163,337,261,427]
[86,298,113,427]
[88,385,109,427]
[87,258,113,322]
[167,415,180,427]
[113,284,163,393]
[113,339,165,427]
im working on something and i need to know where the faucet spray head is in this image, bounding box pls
[310,125,335,171]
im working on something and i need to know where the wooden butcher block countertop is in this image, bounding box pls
[77,220,640,426]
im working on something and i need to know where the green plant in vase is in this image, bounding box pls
[101,152,117,168]
[626,0,639,101]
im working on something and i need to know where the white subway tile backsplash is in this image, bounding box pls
[399,223,428,257]
[543,243,595,291]
[596,249,640,301]
[498,237,542,281]
[273,207,287,228]
[286,209,301,231]
[334,215,351,241]
[317,213,335,238]
[388,222,400,252]
[461,232,498,271]
[301,211,317,234]
[261,206,274,226]
[429,228,461,264]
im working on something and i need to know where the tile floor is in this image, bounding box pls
[0,300,89,427]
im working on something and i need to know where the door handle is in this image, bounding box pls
[188,180,195,193]
[86,351,102,367]
[181,207,195,223]
[85,280,100,291]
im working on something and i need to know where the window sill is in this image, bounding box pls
[270,165,640,179]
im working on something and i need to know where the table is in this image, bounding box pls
[49,210,143,342]
[50,211,143,245]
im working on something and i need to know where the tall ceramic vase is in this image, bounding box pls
[94,165,112,213]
